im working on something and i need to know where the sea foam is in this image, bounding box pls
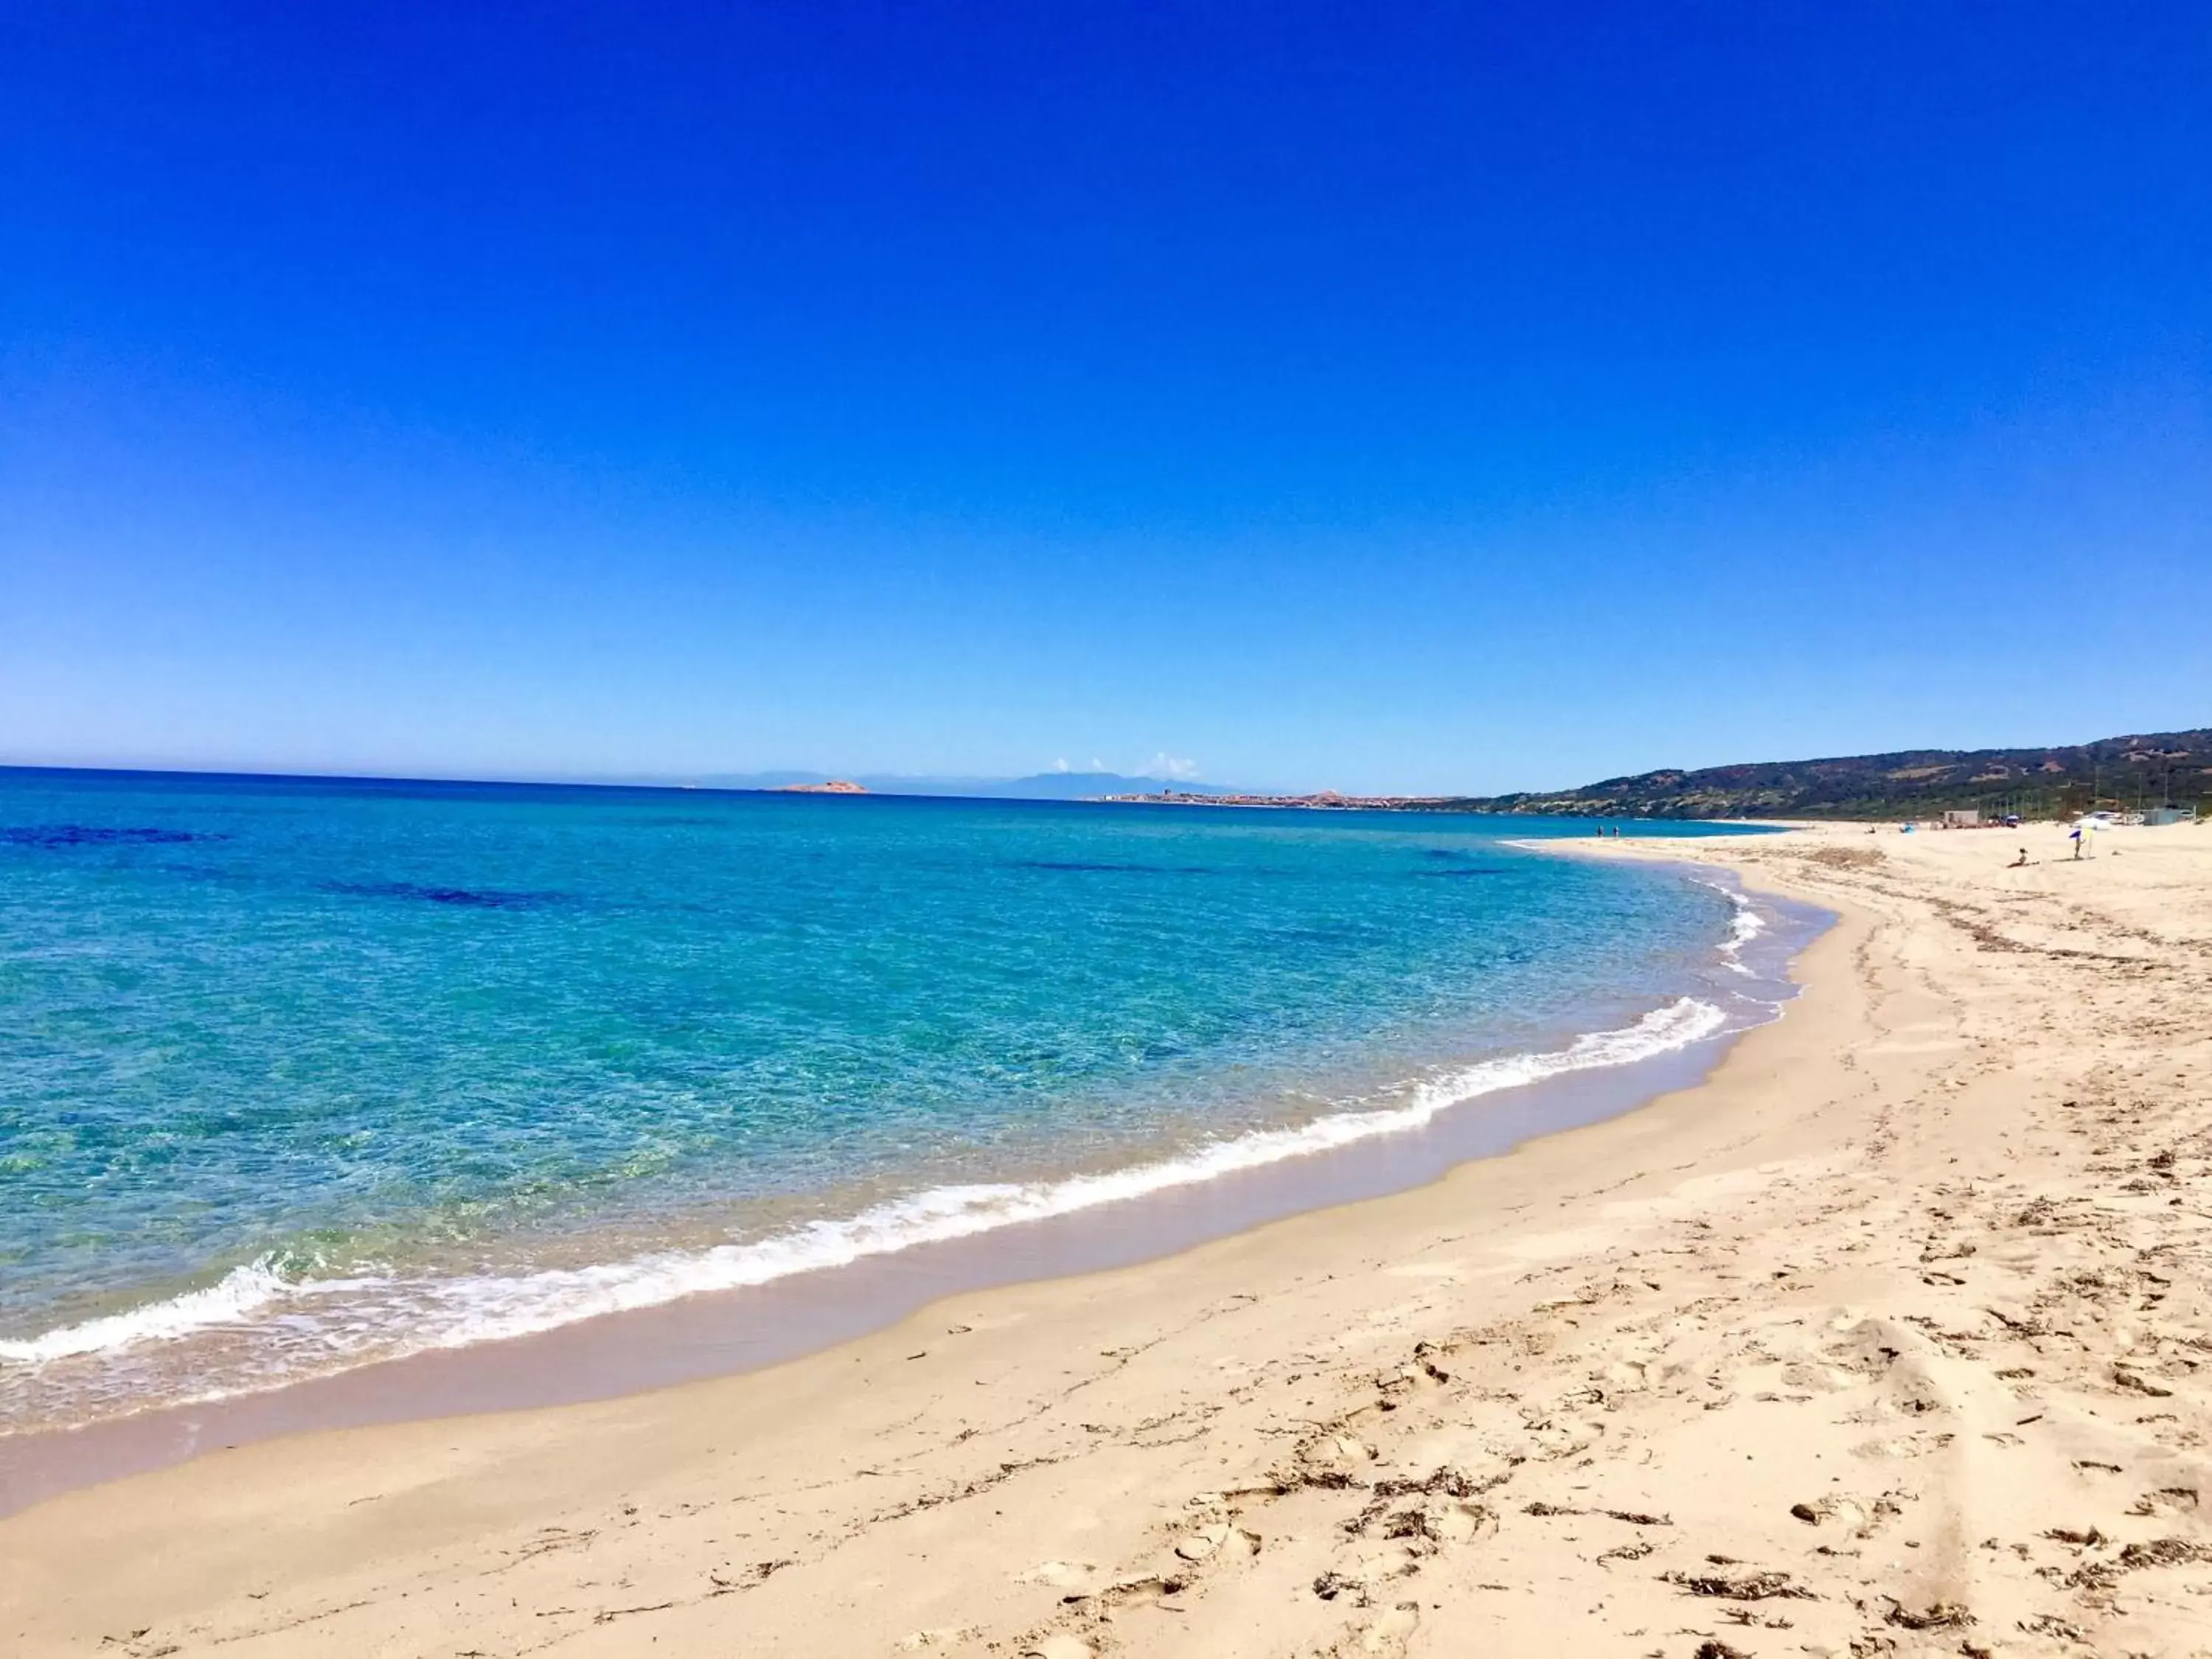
[1,997,1730,1380]
[1704,881,1767,974]
[0,1259,296,1366]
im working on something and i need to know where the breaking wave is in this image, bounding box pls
[1,998,1730,1391]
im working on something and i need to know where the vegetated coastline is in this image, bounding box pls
[1439,726,2209,820]
[1102,726,2211,821]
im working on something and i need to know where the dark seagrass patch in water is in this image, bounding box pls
[319,880,566,909]
[2,824,222,848]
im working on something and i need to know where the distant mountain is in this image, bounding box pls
[1429,727,2212,820]
[894,772,1243,801]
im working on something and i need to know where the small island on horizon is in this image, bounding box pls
[776,779,868,795]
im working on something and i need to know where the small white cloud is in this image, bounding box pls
[1147,751,1200,781]
[1051,757,1071,772]
[1089,757,1107,772]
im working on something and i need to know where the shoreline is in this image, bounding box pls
[0,858,1826,1516]
[0,792,1785,1447]
[8,821,2211,1655]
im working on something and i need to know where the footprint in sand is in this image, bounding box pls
[1426,1499,1494,1543]
[1303,1434,1379,1472]
[1851,1430,1954,1460]
[1175,1521,1260,1562]
[1016,1560,1099,1592]
[1357,1601,1421,1656]
[1789,1492,1900,1538]
[897,1628,981,1651]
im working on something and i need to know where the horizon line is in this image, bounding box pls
[0,760,1365,803]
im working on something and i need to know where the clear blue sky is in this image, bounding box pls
[4,2,2206,793]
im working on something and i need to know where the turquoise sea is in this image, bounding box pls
[0,768,1790,1433]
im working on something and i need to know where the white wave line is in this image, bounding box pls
[1691,877,1767,975]
[1,998,1731,1372]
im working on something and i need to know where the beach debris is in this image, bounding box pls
[1521,1499,1670,1525]
[1368,1461,1512,1501]
[2110,1366,2173,1397]
[1661,1565,1815,1601]
[591,1599,677,1624]
[2116,1536,2212,1571]
[705,1558,791,1595]
[2126,1486,2199,1514]
[2042,1525,2104,1546]
[1884,1599,1973,1630]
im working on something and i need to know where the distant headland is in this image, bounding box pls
[1100,726,2210,821]
[776,779,867,795]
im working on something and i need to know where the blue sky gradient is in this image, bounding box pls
[4,2,2207,792]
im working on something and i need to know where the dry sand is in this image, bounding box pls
[6,819,2211,1658]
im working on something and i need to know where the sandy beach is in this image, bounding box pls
[6,818,2211,1658]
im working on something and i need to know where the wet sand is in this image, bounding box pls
[6,820,2211,1657]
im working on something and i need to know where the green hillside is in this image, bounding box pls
[1431,728,2212,821]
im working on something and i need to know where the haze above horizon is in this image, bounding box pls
[4,3,2207,795]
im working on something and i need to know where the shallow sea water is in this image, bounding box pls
[0,768,1782,1430]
